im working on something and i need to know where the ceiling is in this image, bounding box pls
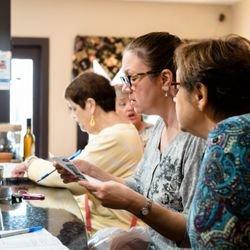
[120,0,241,5]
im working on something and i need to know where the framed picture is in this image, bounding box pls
[72,35,133,79]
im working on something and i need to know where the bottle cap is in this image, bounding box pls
[27,118,31,127]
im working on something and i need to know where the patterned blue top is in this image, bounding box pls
[188,114,250,249]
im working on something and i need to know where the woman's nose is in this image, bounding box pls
[126,101,133,111]
[122,84,132,94]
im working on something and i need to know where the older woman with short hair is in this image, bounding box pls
[12,72,143,235]
[174,35,250,248]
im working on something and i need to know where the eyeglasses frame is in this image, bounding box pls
[120,70,162,88]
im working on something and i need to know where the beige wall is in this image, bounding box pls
[232,0,250,38]
[11,0,232,156]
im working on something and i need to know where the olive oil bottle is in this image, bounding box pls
[23,118,35,160]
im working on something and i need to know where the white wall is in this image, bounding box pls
[11,0,232,156]
[232,0,250,38]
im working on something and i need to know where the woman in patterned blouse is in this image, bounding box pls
[56,32,206,249]
[174,35,250,248]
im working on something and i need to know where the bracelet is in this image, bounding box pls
[139,198,153,218]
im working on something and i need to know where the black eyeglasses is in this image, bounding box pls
[120,70,162,87]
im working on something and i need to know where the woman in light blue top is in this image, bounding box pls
[56,32,206,249]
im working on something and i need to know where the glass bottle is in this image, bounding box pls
[23,118,35,160]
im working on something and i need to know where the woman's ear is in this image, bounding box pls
[85,98,96,114]
[161,69,173,95]
[194,82,208,111]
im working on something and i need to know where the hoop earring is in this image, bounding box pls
[90,115,95,127]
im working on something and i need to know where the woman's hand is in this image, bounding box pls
[54,159,100,184]
[11,162,27,177]
[74,159,119,182]
[73,159,93,175]
[78,180,136,210]
[55,159,123,184]
[54,163,79,183]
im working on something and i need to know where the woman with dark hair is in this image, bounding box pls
[12,72,143,236]
[174,35,250,248]
[91,35,249,249]
[56,32,206,249]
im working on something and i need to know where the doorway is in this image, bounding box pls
[11,38,49,158]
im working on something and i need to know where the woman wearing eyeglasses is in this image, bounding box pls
[174,35,250,248]
[56,32,206,249]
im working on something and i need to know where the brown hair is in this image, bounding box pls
[65,72,116,112]
[126,32,182,78]
[175,35,250,119]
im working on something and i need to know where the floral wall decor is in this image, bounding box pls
[72,35,133,79]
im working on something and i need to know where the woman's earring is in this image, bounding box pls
[90,115,95,127]
[163,86,169,97]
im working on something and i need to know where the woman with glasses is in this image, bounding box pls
[173,35,250,248]
[92,35,249,249]
[56,32,206,249]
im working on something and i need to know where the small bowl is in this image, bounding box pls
[0,152,13,163]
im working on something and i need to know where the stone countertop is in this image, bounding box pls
[0,178,88,250]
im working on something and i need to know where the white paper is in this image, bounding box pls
[0,228,69,250]
[52,157,102,185]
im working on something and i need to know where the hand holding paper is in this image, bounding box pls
[74,159,117,182]
[53,157,102,185]
[54,162,80,184]
[78,180,136,210]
